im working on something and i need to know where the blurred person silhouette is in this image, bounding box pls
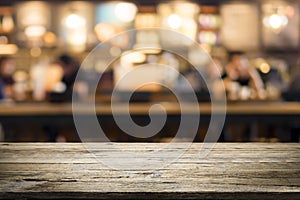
[0,56,16,100]
[281,56,300,142]
[48,54,80,102]
[224,52,265,141]
[46,54,81,142]
[0,57,16,142]
[225,52,265,100]
[283,56,300,101]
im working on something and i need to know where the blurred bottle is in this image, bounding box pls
[13,70,28,101]
[31,60,48,101]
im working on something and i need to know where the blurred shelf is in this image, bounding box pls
[0,101,300,115]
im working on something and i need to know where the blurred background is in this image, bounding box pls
[0,0,300,143]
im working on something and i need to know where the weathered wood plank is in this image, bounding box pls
[0,143,299,199]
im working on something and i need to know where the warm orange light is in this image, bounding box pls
[0,44,18,55]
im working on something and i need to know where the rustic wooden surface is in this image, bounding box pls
[0,143,299,199]
[0,101,300,115]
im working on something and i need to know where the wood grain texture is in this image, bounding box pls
[0,143,299,199]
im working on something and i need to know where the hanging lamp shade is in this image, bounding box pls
[57,1,94,52]
[16,1,50,39]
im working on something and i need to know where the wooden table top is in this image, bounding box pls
[0,143,299,199]
[0,101,300,115]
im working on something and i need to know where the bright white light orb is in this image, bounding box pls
[25,25,46,37]
[115,2,137,23]
[65,14,86,29]
[167,14,182,29]
[269,14,283,29]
